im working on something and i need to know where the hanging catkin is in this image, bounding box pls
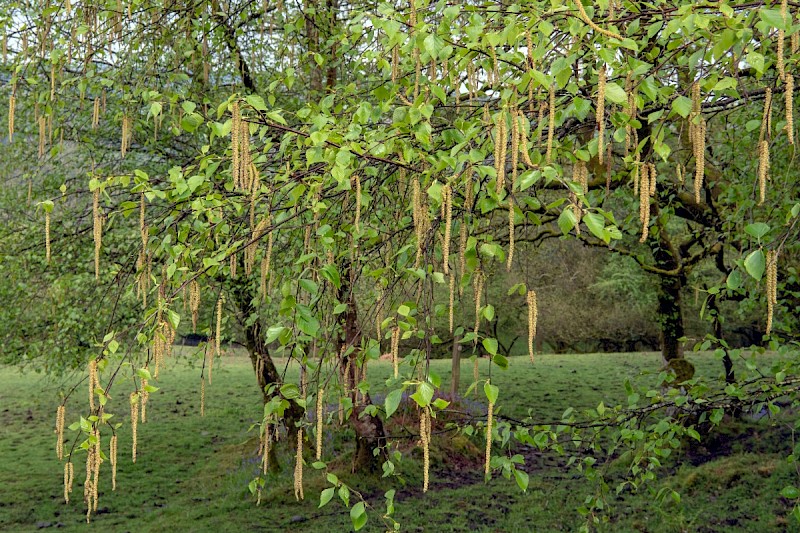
[546,84,555,164]
[693,117,706,204]
[315,389,324,460]
[639,162,650,243]
[88,359,98,411]
[778,0,788,80]
[574,0,623,40]
[293,429,304,500]
[420,407,430,492]
[766,249,779,335]
[761,89,773,146]
[8,92,15,142]
[518,111,534,167]
[786,75,794,145]
[215,296,223,358]
[494,113,507,193]
[473,270,484,339]
[442,184,452,274]
[449,272,455,334]
[510,107,520,191]
[391,326,400,378]
[130,393,138,463]
[110,434,118,491]
[526,290,537,362]
[758,140,770,205]
[484,393,494,476]
[45,211,51,263]
[93,189,102,279]
[189,280,200,332]
[64,461,74,503]
[596,65,606,165]
[506,197,515,271]
[56,404,65,460]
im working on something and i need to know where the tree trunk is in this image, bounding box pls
[336,267,387,472]
[232,285,304,444]
[450,334,461,397]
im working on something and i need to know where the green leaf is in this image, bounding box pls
[514,468,529,492]
[484,382,499,404]
[398,304,411,317]
[603,82,627,104]
[482,337,498,356]
[744,249,766,280]
[319,487,335,508]
[350,501,368,531]
[744,223,770,240]
[671,96,693,118]
[782,485,800,499]
[760,9,789,30]
[321,264,341,289]
[558,208,578,235]
[385,389,403,418]
[410,382,434,407]
[245,94,268,111]
[280,383,300,400]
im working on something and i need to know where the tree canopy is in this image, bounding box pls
[1,0,800,529]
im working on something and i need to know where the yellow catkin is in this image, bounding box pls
[449,272,455,334]
[354,175,362,233]
[693,118,706,204]
[639,162,650,243]
[648,163,657,197]
[293,429,304,500]
[189,280,200,332]
[574,0,623,40]
[88,359,98,411]
[92,98,100,129]
[510,107,520,192]
[120,115,132,158]
[391,326,400,378]
[518,111,534,167]
[56,405,65,460]
[766,250,779,335]
[93,189,102,280]
[45,211,51,263]
[8,93,14,142]
[140,377,149,423]
[92,429,100,513]
[38,115,46,158]
[412,178,423,268]
[760,88,773,144]
[231,101,241,187]
[315,388,324,460]
[546,85,555,164]
[758,140,770,205]
[596,65,606,166]
[779,0,787,80]
[506,198,515,271]
[64,461,73,503]
[130,393,138,463]
[473,270,484,339]
[216,296,223,358]
[442,184,452,274]
[459,223,467,295]
[786,75,794,145]
[494,112,507,193]
[200,377,205,416]
[420,408,430,492]
[485,396,494,476]
[526,290,537,363]
[110,434,117,491]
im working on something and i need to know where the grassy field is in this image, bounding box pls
[1,350,797,532]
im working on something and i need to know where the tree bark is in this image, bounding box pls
[232,284,304,443]
[337,267,387,472]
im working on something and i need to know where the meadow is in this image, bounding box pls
[1,350,796,532]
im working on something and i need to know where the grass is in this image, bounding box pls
[0,350,797,532]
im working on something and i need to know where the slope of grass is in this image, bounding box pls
[0,351,796,532]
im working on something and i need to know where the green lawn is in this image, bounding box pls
[0,351,797,532]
